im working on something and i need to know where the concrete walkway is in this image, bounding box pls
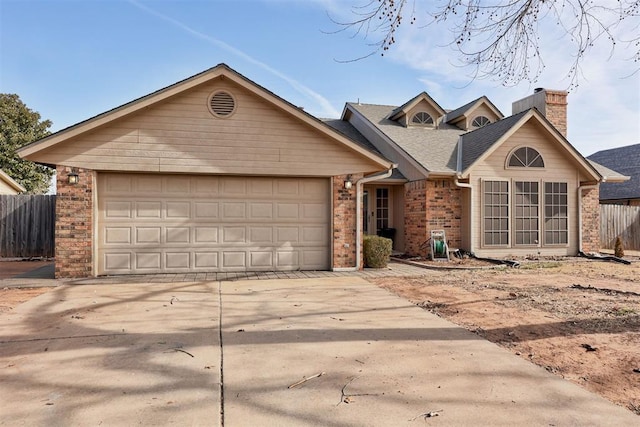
[1,274,637,426]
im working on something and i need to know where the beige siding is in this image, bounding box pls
[407,99,443,125]
[469,120,588,257]
[30,80,382,176]
[465,104,501,129]
[0,179,19,194]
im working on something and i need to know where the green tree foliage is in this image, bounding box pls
[0,94,54,194]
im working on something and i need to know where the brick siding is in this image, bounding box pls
[580,185,600,252]
[404,179,463,257]
[544,90,567,138]
[404,180,427,256]
[425,179,462,251]
[55,166,93,278]
[332,173,362,269]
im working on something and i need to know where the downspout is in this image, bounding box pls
[577,182,599,253]
[454,177,473,255]
[453,136,474,253]
[355,168,394,270]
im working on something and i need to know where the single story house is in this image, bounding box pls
[18,64,625,278]
[0,169,26,195]
[587,144,639,205]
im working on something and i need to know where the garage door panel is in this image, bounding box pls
[167,202,190,218]
[136,253,161,270]
[105,201,132,218]
[105,227,132,244]
[166,227,190,243]
[136,227,161,244]
[104,253,132,271]
[195,202,219,219]
[98,174,329,275]
[136,202,161,218]
[195,252,218,268]
[195,227,218,243]
[277,227,299,243]
[222,251,246,268]
[250,227,273,243]
[166,252,190,269]
[277,203,299,219]
[250,251,273,268]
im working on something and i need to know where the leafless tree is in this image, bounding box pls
[330,0,640,87]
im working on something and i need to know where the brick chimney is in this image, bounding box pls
[512,88,568,137]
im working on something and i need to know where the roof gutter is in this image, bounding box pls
[454,177,473,254]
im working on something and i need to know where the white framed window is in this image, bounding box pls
[411,111,434,126]
[472,115,491,128]
[514,181,539,245]
[376,187,389,231]
[544,182,568,245]
[483,180,509,246]
[507,147,544,168]
[482,179,569,249]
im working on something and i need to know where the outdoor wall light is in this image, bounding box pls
[344,176,353,190]
[68,170,79,185]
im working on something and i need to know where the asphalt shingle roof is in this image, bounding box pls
[348,103,463,174]
[587,144,640,200]
[459,110,529,172]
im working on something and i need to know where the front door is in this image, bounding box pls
[376,187,389,233]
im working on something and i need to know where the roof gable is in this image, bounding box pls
[445,96,504,125]
[0,169,26,194]
[388,92,446,122]
[459,108,600,181]
[18,64,392,173]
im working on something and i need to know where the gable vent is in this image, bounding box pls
[208,91,236,117]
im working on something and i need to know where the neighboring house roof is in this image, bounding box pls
[347,102,463,175]
[445,96,503,124]
[0,169,26,194]
[18,64,393,172]
[588,144,639,200]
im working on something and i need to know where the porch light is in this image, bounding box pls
[344,176,353,190]
[68,170,79,185]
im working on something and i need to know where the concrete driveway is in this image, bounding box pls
[1,276,637,426]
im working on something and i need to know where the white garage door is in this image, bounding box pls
[97,173,330,275]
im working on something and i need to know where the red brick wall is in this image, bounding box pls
[544,90,568,138]
[332,173,362,269]
[56,166,93,278]
[404,179,463,257]
[580,185,600,253]
[404,180,427,256]
[425,179,462,250]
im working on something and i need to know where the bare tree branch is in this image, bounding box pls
[331,0,640,87]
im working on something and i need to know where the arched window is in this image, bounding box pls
[411,111,434,125]
[472,115,491,127]
[508,147,544,168]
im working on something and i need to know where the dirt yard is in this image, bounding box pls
[373,257,640,415]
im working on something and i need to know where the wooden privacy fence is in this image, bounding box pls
[600,204,640,251]
[0,195,56,258]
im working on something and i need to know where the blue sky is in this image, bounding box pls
[1,0,638,157]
